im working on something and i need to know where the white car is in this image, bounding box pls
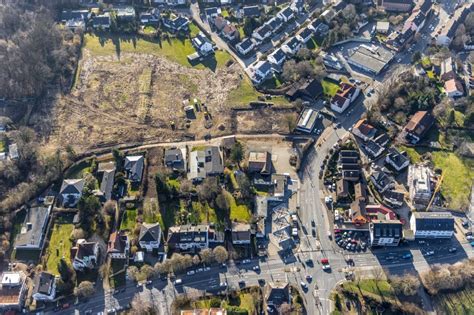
[424,250,435,256]
[242,259,251,264]
[186,270,195,276]
[300,281,307,288]
[220,282,228,287]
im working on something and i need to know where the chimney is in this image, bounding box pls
[26,222,33,230]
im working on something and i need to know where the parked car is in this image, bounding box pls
[424,250,435,256]
[402,253,412,259]
[448,247,457,253]
[174,279,183,285]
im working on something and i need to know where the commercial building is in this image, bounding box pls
[14,206,51,253]
[0,272,27,311]
[377,0,414,12]
[410,212,454,238]
[295,108,318,133]
[348,45,395,75]
[369,220,403,247]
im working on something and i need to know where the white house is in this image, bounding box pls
[32,272,56,302]
[252,24,272,42]
[138,223,162,252]
[281,37,301,55]
[385,148,410,171]
[330,83,360,113]
[444,79,464,98]
[296,27,314,44]
[236,38,255,55]
[252,60,273,84]
[192,32,214,55]
[410,212,454,239]
[268,48,286,67]
[277,6,294,22]
[108,231,130,260]
[167,224,210,251]
[72,239,99,271]
[59,179,85,208]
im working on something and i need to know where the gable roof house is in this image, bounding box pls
[296,27,314,44]
[241,5,260,18]
[281,37,302,55]
[404,111,434,144]
[188,146,224,181]
[436,3,472,46]
[98,164,115,202]
[71,239,99,271]
[268,48,287,67]
[164,147,187,172]
[351,119,376,142]
[285,79,323,101]
[139,223,162,252]
[92,13,111,29]
[383,190,405,208]
[60,179,85,208]
[167,224,210,252]
[277,6,295,22]
[61,10,90,29]
[162,15,190,33]
[14,206,51,253]
[410,212,454,239]
[32,272,56,302]
[330,83,360,113]
[222,24,239,42]
[371,170,395,193]
[204,7,221,19]
[213,16,228,32]
[440,57,455,81]
[115,6,135,23]
[444,78,464,98]
[364,139,384,158]
[192,32,214,55]
[124,155,145,183]
[139,9,160,25]
[385,148,409,171]
[236,38,255,55]
[378,0,414,12]
[265,281,290,309]
[231,223,251,245]
[252,60,273,84]
[252,24,272,42]
[248,151,272,175]
[309,19,329,35]
[267,16,284,32]
[108,231,130,259]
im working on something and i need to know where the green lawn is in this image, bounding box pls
[84,33,231,70]
[421,56,432,69]
[143,25,157,34]
[192,201,218,224]
[120,209,137,231]
[0,139,5,152]
[225,191,251,222]
[189,23,201,37]
[322,79,340,97]
[426,70,436,80]
[46,221,74,276]
[343,279,395,299]
[432,152,474,209]
[226,75,288,106]
[434,287,474,315]
[64,160,91,179]
[398,145,422,163]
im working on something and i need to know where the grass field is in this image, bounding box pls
[434,287,474,315]
[322,79,340,97]
[225,191,251,222]
[343,279,395,299]
[84,33,232,70]
[46,220,74,275]
[120,209,137,231]
[398,145,423,163]
[0,139,5,152]
[227,75,288,106]
[432,151,474,209]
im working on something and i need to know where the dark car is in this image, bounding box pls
[312,228,316,237]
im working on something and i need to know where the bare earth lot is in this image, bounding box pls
[44,36,295,153]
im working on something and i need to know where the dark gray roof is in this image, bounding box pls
[60,179,85,195]
[413,212,454,231]
[167,224,208,245]
[271,48,286,62]
[243,5,260,17]
[365,140,384,157]
[257,61,272,74]
[61,10,89,22]
[100,169,115,200]
[299,27,313,40]
[124,155,144,182]
[205,7,219,16]
[237,38,254,50]
[371,171,394,190]
[280,7,293,19]
[371,220,402,238]
[139,223,162,242]
[286,37,300,50]
[33,272,55,296]
[92,14,110,26]
[267,17,283,29]
[256,24,272,37]
[339,150,359,158]
[386,148,409,169]
[14,207,50,249]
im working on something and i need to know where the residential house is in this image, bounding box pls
[350,199,367,225]
[383,190,405,208]
[248,151,272,174]
[71,239,99,271]
[436,3,472,46]
[167,224,210,252]
[264,281,290,311]
[115,6,135,23]
[267,17,284,33]
[342,169,360,182]
[371,170,395,193]
[213,16,228,32]
[295,108,318,133]
[98,162,115,202]
[410,212,454,238]
[108,231,130,260]
[309,19,329,35]
[277,6,294,22]
[352,119,376,142]
[296,27,314,44]
[330,83,360,113]
[59,179,85,208]
[271,174,288,199]
[385,148,409,171]
[364,140,384,158]
[366,204,397,221]
[241,5,260,18]
[222,24,239,41]
[231,223,251,245]
[320,8,336,21]
[339,149,360,158]
[61,10,90,29]
[192,32,214,55]
[444,79,464,98]
[404,111,434,144]
[252,60,273,84]
[8,143,18,160]
[376,21,390,34]
[204,7,221,19]
[139,223,162,252]
[377,0,414,12]
[252,24,272,42]
[374,133,390,147]
[32,272,56,302]
[164,147,187,172]
[336,179,350,201]
[281,37,301,55]
[188,146,224,181]
[268,48,287,67]
[92,13,111,29]
[14,206,51,253]
[236,38,255,55]
[408,164,433,206]
[369,220,403,247]
[139,9,160,25]
[285,79,323,101]
[162,15,190,33]
[440,57,455,81]
[0,272,27,311]
[124,155,145,183]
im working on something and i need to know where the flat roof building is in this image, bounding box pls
[410,212,454,239]
[348,44,395,75]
